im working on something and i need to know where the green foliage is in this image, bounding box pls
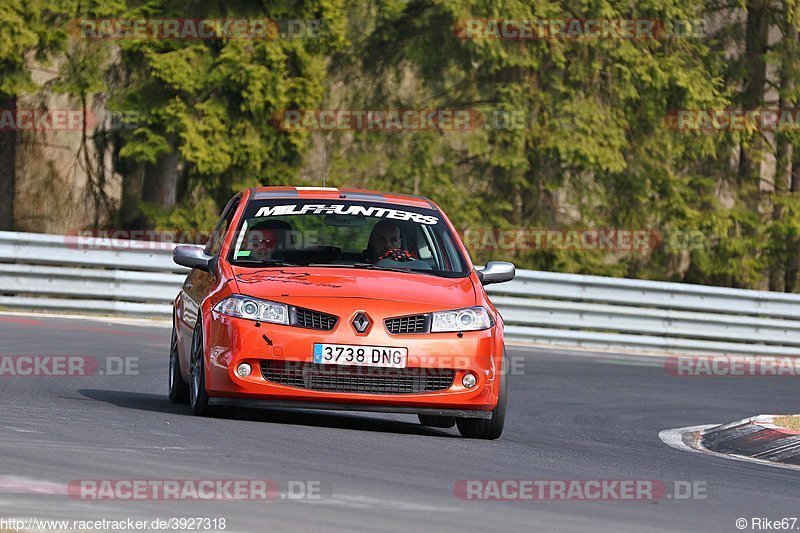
[0,0,73,96]
[326,0,768,287]
[139,188,220,234]
[8,0,800,291]
[108,0,349,214]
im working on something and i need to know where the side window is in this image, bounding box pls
[204,195,241,256]
[413,226,433,260]
[420,225,443,266]
[439,233,463,271]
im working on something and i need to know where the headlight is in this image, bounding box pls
[430,306,493,332]
[214,295,289,325]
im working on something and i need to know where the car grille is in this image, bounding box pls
[291,307,338,331]
[385,314,429,334]
[260,361,455,394]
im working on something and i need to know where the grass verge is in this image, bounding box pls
[772,415,800,431]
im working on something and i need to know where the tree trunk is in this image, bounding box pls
[119,165,145,229]
[142,150,179,207]
[770,62,794,291]
[781,24,800,293]
[119,143,179,230]
[785,158,800,292]
[0,95,17,230]
[737,0,769,192]
[770,135,791,291]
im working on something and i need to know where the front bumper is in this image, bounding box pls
[203,300,503,412]
[208,398,493,419]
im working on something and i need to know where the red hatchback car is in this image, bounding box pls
[169,187,515,438]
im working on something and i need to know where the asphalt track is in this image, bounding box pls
[0,313,798,532]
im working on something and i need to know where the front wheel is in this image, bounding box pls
[189,322,213,416]
[168,323,189,404]
[457,353,507,439]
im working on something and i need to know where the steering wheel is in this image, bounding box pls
[380,248,413,262]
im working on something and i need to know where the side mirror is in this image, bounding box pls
[173,245,215,273]
[477,261,515,285]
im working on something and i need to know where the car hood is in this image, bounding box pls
[230,266,476,306]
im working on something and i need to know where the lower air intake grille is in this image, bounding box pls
[260,361,454,394]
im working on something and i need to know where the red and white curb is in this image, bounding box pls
[659,415,800,471]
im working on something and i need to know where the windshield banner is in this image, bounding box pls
[255,204,439,225]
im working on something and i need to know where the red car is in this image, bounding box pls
[169,187,515,438]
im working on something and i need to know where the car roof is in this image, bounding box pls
[248,186,436,210]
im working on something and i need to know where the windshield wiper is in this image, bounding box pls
[306,262,414,273]
[307,263,357,268]
[351,262,416,273]
[304,262,437,276]
[232,259,300,267]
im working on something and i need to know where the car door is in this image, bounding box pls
[176,194,241,365]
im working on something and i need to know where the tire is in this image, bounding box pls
[189,322,213,416]
[168,322,189,404]
[418,415,456,428]
[456,351,507,440]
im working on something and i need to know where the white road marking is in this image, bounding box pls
[507,341,683,359]
[593,359,664,368]
[4,427,43,434]
[0,311,171,328]
[0,441,195,454]
[296,493,460,512]
[0,476,458,514]
[508,345,670,364]
[0,476,66,495]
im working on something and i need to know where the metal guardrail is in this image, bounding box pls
[488,271,800,355]
[0,231,186,317]
[1,230,799,355]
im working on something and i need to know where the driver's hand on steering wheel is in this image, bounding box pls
[380,248,413,262]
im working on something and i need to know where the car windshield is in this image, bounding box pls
[228,199,468,277]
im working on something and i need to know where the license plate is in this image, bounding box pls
[313,344,408,368]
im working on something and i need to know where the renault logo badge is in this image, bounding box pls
[352,312,371,333]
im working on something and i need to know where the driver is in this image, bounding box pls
[244,220,291,261]
[363,220,412,262]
